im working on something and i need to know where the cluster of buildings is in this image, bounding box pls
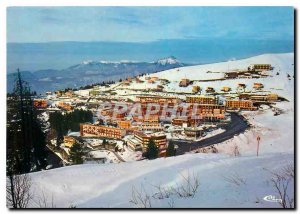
[39,61,285,161]
[47,86,279,158]
[224,64,272,79]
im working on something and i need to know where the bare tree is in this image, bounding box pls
[152,171,200,199]
[269,164,294,208]
[223,172,246,186]
[130,185,152,208]
[172,172,200,198]
[167,198,175,208]
[233,145,240,157]
[152,184,172,200]
[130,171,200,208]
[6,174,32,208]
[32,190,56,208]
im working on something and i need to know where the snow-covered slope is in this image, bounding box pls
[28,152,293,208]
[26,53,294,208]
[151,53,293,81]
[119,53,294,102]
[215,101,294,156]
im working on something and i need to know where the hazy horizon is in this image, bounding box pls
[7,39,293,73]
[7,7,294,72]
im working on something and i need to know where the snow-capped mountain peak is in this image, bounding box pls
[156,56,180,65]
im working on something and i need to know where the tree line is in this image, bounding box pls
[78,80,116,90]
[7,70,48,208]
[48,109,93,147]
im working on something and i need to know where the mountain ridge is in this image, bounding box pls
[7,56,186,93]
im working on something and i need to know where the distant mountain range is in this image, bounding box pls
[7,56,186,93]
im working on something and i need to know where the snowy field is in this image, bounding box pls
[26,53,294,208]
[28,152,293,208]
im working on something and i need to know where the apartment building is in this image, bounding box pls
[248,64,272,71]
[133,131,167,157]
[80,123,126,139]
[225,100,257,110]
[136,96,178,104]
[186,96,217,104]
[139,122,164,132]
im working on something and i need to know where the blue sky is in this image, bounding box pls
[7,7,294,43]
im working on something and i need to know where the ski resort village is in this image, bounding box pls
[8,53,294,208]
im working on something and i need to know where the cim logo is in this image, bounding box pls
[263,195,282,203]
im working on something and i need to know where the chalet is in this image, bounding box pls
[237,83,246,88]
[135,78,143,83]
[205,87,215,93]
[151,76,159,81]
[148,79,156,84]
[122,80,130,86]
[253,83,264,89]
[179,78,190,87]
[65,90,74,97]
[221,86,231,92]
[160,79,169,85]
[192,86,201,93]
[155,85,164,92]
[224,71,239,79]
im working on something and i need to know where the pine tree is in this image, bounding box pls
[69,142,83,164]
[102,139,108,149]
[56,130,64,148]
[7,69,47,174]
[7,70,47,207]
[145,139,159,160]
[166,141,176,157]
